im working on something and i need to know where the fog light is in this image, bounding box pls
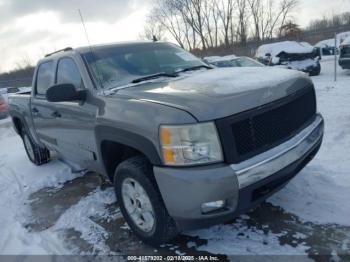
[201,200,225,214]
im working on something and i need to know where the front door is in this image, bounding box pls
[31,60,58,150]
[49,57,98,169]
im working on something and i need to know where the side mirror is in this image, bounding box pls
[46,84,86,102]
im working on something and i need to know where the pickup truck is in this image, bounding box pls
[9,41,324,245]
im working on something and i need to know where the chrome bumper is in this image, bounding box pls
[231,114,324,189]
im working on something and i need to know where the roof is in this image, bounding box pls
[39,40,168,62]
[75,40,160,53]
[256,41,314,58]
[315,38,336,48]
[315,32,350,48]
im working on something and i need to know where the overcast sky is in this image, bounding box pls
[1,0,350,73]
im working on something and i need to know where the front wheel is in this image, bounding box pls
[114,156,178,245]
[309,63,321,76]
[22,129,50,165]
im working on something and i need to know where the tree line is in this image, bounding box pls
[141,0,299,50]
[307,12,350,32]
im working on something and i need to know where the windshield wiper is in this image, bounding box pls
[175,65,213,73]
[131,72,178,84]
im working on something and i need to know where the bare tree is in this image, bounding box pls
[216,0,235,48]
[140,15,167,41]
[15,54,33,71]
[149,0,187,48]
[248,0,298,41]
[235,0,248,44]
[174,0,209,49]
[277,0,299,37]
[145,0,299,52]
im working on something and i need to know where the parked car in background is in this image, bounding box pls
[0,87,27,103]
[339,37,350,70]
[0,93,8,119]
[315,39,338,57]
[256,41,321,76]
[204,55,264,68]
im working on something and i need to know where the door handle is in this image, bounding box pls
[51,111,61,118]
[32,107,39,114]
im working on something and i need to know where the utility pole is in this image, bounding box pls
[334,32,337,82]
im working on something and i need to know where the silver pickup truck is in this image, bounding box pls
[8,41,324,245]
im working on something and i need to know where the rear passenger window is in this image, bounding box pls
[36,61,54,95]
[56,58,82,89]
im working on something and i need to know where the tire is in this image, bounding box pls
[114,156,178,245]
[309,63,321,76]
[22,128,50,165]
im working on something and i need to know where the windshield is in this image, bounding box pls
[212,57,263,68]
[81,42,206,89]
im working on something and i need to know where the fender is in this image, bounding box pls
[95,125,162,173]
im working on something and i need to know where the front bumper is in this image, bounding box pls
[154,114,324,231]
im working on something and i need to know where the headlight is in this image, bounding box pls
[159,122,223,166]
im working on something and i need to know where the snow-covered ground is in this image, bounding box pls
[188,58,350,257]
[0,58,349,257]
[269,59,350,226]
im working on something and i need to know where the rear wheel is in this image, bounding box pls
[22,129,50,165]
[114,156,178,245]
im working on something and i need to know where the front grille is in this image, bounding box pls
[216,86,316,163]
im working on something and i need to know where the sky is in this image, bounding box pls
[0,0,350,73]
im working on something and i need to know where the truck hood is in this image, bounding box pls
[116,67,312,121]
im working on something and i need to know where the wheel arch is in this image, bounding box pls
[95,126,162,182]
[12,116,24,135]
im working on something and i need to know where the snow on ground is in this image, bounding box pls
[0,58,349,255]
[53,188,118,254]
[187,216,309,255]
[0,124,82,254]
[181,59,350,255]
[269,59,350,226]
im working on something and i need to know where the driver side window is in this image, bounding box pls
[56,58,83,89]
